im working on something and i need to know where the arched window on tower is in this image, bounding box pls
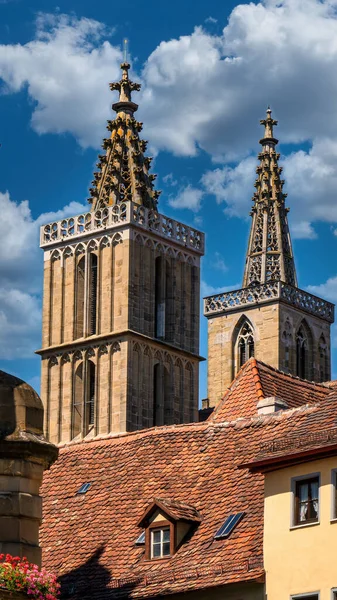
[318,335,328,382]
[72,358,96,440]
[165,259,174,342]
[282,318,292,372]
[155,257,165,339]
[85,360,95,432]
[88,254,98,335]
[73,361,83,438]
[75,256,85,339]
[153,362,161,426]
[296,321,312,380]
[237,321,255,369]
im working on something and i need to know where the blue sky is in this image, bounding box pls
[1,0,337,399]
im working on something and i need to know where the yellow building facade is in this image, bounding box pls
[263,456,337,599]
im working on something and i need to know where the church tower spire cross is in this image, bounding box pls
[89,59,160,211]
[242,107,297,288]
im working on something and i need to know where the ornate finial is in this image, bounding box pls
[87,40,160,212]
[260,106,278,143]
[110,42,141,114]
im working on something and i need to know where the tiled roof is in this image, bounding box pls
[40,361,336,599]
[138,498,201,526]
[239,392,337,470]
[40,422,265,599]
[211,358,330,422]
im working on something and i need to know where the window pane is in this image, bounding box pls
[299,483,309,502]
[152,543,161,558]
[152,530,161,544]
[163,542,170,556]
[163,528,170,543]
[310,480,318,500]
[299,501,308,522]
[295,477,319,524]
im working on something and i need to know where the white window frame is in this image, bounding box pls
[150,526,170,559]
[290,593,319,600]
[331,469,337,522]
[290,472,320,529]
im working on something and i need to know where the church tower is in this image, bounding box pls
[204,108,334,407]
[38,62,204,444]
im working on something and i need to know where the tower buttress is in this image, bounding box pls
[38,62,204,444]
[204,108,334,409]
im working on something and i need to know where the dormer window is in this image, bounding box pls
[137,497,201,561]
[151,527,170,558]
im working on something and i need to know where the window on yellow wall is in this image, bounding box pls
[291,595,319,600]
[332,470,337,520]
[294,475,319,525]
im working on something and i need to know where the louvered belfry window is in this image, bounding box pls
[89,254,98,335]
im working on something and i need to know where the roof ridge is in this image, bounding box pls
[57,420,208,449]
[255,358,330,389]
[213,402,320,430]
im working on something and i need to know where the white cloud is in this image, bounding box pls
[307,275,337,304]
[201,280,240,297]
[307,275,337,350]
[163,173,178,187]
[2,4,337,230]
[201,156,255,218]
[168,184,204,212]
[290,221,317,240]
[205,16,218,24]
[0,190,86,358]
[0,13,121,148]
[201,137,337,235]
[213,252,228,273]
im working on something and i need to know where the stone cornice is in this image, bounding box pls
[36,329,205,362]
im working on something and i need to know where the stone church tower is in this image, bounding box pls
[38,63,204,444]
[205,108,334,407]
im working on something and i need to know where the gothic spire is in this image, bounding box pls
[242,108,297,288]
[88,61,160,211]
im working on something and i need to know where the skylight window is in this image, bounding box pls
[76,482,91,495]
[135,531,145,545]
[214,512,245,540]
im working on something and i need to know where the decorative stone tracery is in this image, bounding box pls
[243,108,297,288]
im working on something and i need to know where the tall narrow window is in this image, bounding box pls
[85,360,95,432]
[318,335,328,382]
[153,363,161,426]
[88,254,98,335]
[165,259,174,342]
[155,257,165,338]
[282,318,292,372]
[296,322,312,380]
[72,362,84,438]
[75,256,85,339]
[237,321,255,369]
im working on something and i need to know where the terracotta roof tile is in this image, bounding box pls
[40,421,265,598]
[138,498,201,526]
[211,358,330,422]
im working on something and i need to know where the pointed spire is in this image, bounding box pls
[242,108,297,288]
[88,56,160,211]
